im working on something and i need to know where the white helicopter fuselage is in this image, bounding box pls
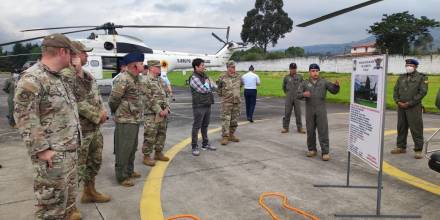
[78,34,242,79]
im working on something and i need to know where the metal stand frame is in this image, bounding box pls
[315,54,421,219]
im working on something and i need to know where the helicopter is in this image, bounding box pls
[0,22,246,81]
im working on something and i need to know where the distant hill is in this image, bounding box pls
[301,28,440,55]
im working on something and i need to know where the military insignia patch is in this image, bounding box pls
[424,80,429,84]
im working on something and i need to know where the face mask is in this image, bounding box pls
[406,66,415,73]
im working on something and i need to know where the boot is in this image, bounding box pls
[131,171,141,178]
[281,128,289,133]
[69,207,81,220]
[154,151,170,161]
[90,178,111,203]
[306,151,317,157]
[120,178,134,187]
[229,134,240,142]
[390,148,406,154]
[221,137,229,145]
[322,154,331,161]
[297,128,306,134]
[143,155,156,166]
[414,151,423,159]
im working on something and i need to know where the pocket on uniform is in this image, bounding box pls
[46,152,65,179]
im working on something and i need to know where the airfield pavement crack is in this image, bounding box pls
[0,198,33,206]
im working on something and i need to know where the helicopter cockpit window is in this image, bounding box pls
[102,57,118,70]
[116,42,153,54]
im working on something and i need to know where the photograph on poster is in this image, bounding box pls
[354,74,378,109]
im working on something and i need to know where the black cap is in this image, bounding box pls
[289,63,297,69]
[249,65,254,71]
[405,59,419,66]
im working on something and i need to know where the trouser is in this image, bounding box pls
[114,123,139,182]
[142,114,168,155]
[283,94,302,130]
[221,102,240,137]
[7,97,15,126]
[32,151,77,219]
[306,108,329,154]
[78,129,104,184]
[244,89,257,120]
[396,105,424,151]
[192,106,211,148]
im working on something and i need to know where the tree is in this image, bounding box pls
[368,11,439,55]
[285,46,304,57]
[241,0,293,53]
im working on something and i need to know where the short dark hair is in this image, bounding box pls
[192,58,204,69]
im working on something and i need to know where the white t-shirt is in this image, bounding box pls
[241,71,260,89]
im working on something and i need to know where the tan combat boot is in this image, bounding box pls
[80,183,95,203]
[229,134,240,142]
[322,154,331,161]
[221,136,229,145]
[143,155,156,167]
[154,151,170,162]
[306,151,317,157]
[69,207,81,220]
[390,148,407,154]
[120,178,134,187]
[414,151,423,159]
[281,128,289,133]
[90,178,111,203]
[131,171,141,178]
[297,128,306,134]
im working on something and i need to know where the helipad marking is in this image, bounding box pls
[140,120,440,220]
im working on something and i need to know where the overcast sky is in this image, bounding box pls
[0,0,438,54]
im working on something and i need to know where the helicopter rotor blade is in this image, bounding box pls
[296,0,383,27]
[211,32,227,44]
[0,27,97,47]
[21,26,98,32]
[121,25,227,30]
[226,26,230,43]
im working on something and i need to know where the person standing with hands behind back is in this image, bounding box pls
[297,64,339,161]
[241,65,260,122]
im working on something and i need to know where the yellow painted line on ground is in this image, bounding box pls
[140,121,440,220]
[140,121,252,220]
[383,128,440,196]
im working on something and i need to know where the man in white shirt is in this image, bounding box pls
[241,65,260,122]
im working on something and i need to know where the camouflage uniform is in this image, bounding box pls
[109,71,143,183]
[62,67,105,184]
[217,72,241,137]
[141,74,170,155]
[3,76,16,126]
[393,71,428,151]
[14,62,80,219]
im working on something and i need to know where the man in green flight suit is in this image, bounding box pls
[391,59,428,159]
[281,63,305,134]
[297,64,340,161]
[109,52,144,187]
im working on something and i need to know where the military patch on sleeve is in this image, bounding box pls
[424,80,429,84]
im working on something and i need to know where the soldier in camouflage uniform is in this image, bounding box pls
[61,41,111,203]
[217,60,242,145]
[3,72,16,127]
[297,64,340,161]
[141,60,170,166]
[14,34,82,220]
[391,59,428,159]
[282,63,305,134]
[109,52,144,187]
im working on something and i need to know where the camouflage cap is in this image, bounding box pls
[71,41,93,53]
[147,60,161,67]
[42,33,79,54]
[226,60,236,67]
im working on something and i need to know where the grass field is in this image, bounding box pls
[164,71,440,113]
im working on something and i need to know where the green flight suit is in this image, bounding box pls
[282,73,304,130]
[297,78,340,154]
[393,71,428,151]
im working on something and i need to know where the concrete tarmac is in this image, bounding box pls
[0,79,439,219]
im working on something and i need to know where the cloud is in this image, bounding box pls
[154,3,187,12]
[0,0,439,53]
